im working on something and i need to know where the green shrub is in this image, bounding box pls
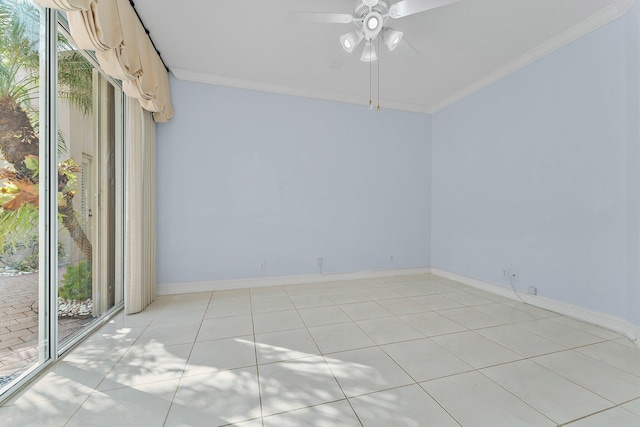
[59,259,92,300]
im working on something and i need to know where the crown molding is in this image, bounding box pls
[429,0,635,113]
[170,67,432,115]
[614,0,636,14]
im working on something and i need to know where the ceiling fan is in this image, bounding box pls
[288,0,460,63]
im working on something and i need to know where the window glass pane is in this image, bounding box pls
[56,29,122,347]
[0,0,43,392]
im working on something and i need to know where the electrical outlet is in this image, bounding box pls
[259,261,265,270]
[502,269,509,279]
[528,286,537,295]
[389,255,394,263]
[317,257,323,268]
[510,268,519,283]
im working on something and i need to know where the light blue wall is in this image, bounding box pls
[156,78,431,285]
[431,6,640,325]
[156,6,640,327]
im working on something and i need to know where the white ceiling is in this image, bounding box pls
[134,0,633,114]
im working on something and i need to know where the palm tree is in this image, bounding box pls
[0,0,93,263]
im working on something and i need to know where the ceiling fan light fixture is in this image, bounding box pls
[366,15,379,30]
[360,42,377,62]
[362,11,384,39]
[381,28,403,51]
[340,30,364,53]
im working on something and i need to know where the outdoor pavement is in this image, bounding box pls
[0,272,87,385]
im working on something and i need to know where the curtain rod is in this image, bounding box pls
[129,0,170,73]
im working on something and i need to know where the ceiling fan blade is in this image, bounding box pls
[330,49,350,69]
[389,0,460,19]
[287,12,353,24]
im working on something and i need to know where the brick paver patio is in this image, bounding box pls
[0,272,89,387]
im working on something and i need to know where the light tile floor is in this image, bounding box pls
[2,274,640,426]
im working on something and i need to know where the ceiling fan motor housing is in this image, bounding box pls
[355,0,389,40]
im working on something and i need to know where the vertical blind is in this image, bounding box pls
[125,98,156,314]
[35,0,173,122]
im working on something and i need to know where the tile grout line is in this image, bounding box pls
[474,364,576,426]
[161,292,213,427]
[285,281,637,426]
[8,275,640,426]
[306,292,366,427]
[416,385,465,427]
[526,352,636,408]
[283,280,485,424]
[286,285,365,426]
[248,288,266,427]
[62,297,175,426]
[425,322,635,420]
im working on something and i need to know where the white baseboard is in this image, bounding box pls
[157,267,432,296]
[430,267,639,346]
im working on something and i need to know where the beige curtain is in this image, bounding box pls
[66,0,121,52]
[36,0,160,313]
[122,19,174,121]
[122,21,158,101]
[94,0,142,81]
[124,97,156,314]
[34,0,173,122]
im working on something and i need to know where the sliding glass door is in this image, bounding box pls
[0,0,45,391]
[0,2,124,399]
[56,27,124,349]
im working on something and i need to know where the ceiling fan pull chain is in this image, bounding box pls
[377,36,381,112]
[369,41,374,110]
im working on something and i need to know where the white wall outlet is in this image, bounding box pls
[528,286,537,295]
[389,255,394,263]
[317,257,323,268]
[510,268,519,283]
[502,269,509,279]
[259,261,265,270]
